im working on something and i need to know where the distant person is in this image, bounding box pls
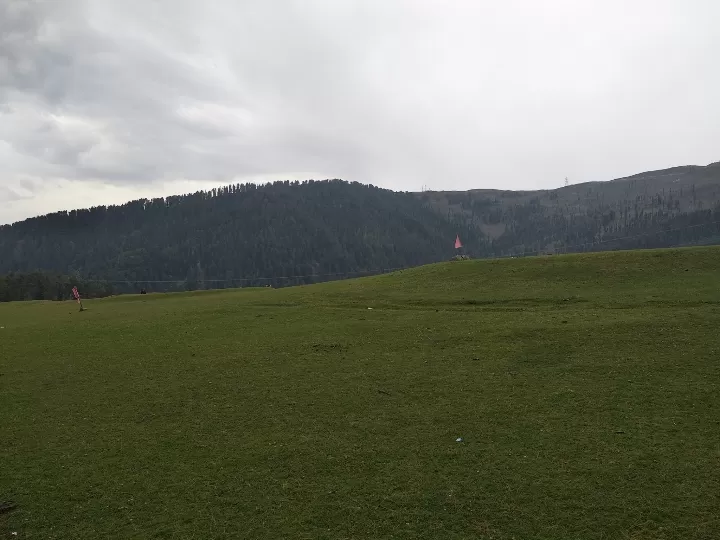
[140,288,147,295]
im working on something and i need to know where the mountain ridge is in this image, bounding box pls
[2,161,720,290]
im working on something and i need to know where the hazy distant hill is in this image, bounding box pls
[1,162,720,291]
[421,161,720,254]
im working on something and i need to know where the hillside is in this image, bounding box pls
[1,162,720,290]
[2,247,719,539]
[0,180,482,289]
[421,161,720,254]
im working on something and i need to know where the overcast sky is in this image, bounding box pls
[1,0,719,224]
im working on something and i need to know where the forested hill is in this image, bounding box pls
[420,161,720,255]
[0,180,481,289]
[1,162,720,291]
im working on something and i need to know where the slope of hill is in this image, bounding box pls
[1,162,720,289]
[421,161,720,254]
[0,180,482,288]
[2,247,719,539]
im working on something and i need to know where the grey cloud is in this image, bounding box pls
[0,186,30,202]
[0,1,80,103]
[1,0,720,223]
[18,178,38,193]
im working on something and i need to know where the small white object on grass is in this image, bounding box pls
[456,437,463,443]
[367,307,373,310]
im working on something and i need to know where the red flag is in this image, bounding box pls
[71,286,85,311]
[454,235,463,249]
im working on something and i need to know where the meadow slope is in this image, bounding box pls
[1,247,719,539]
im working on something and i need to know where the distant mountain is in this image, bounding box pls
[1,163,720,293]
[421,161,720,255]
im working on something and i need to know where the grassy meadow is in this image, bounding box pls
[1,247,719,539]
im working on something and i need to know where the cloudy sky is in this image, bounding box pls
[1,0,719,224]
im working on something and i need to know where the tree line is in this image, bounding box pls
[0,272,113,303]
[2,176,720,301]
[0,180,482,296]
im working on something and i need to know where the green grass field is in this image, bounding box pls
[2,247,719,539]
